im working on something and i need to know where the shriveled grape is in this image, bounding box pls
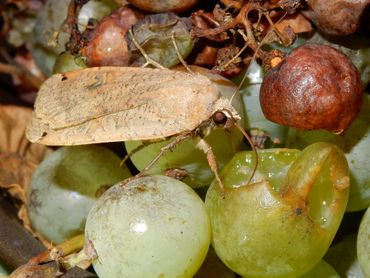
[260,43,362,133]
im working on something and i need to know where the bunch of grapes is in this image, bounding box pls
[1,0,370,277]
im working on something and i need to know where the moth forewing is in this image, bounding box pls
[26,67,240,145]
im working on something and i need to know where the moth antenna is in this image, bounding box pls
[196,138,225,198]
[128,28,166,69]
[171,31,194,74]
[234,122,258,186]
[228,29,255,105]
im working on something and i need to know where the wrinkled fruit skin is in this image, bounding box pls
[81,6,143,67]
[127,0,199,13]
[303,0,370,36]
[260,43,362,133]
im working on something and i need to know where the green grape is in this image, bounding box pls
[0,261,10,277]
[194,248,236,278]
[325,234,365,278]
[31,0,69,75]
[77,0,118,33]
[286,95,370,211]
[52,51,87,74]
[27,145,130,244]
[128,13,194,68]
[125,67,245,188]
[241,260,339,278]
[206,143,349,278]
[357,206,370,277]
[297,260,339,278]
[233,60,288,146]
[31,0,118,76]
[85,175,211,278]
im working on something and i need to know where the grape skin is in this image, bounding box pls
[85,175,211,278]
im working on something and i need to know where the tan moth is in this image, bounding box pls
[26,66,241,145]
[26,66,255,192]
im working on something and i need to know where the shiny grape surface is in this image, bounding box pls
[85,175,211,278]
[194,248,236,278]
[53,51,87,74]
[206,143,349,278]
[357,206,370,277]
[297,260,339,278]
[325,234,365,278]
[286,95,370,211]
[27,145,130,243]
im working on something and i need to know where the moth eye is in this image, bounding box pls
[61,76,68,81]
[212,111,228,125]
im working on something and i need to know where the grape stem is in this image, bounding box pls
[28,234,85,266]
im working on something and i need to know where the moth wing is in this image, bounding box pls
[26,67,221,145]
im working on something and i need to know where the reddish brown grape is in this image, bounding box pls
[127,0,199,13]
[260,43,362,133]
[302,0,370,36]
[80,6,143,67]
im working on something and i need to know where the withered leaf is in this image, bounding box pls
[276,13,313,34]
[0,152,52,247]
[0,152,36,203]
[0,105,52,163]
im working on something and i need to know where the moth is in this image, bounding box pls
[26,66,243,145]
[26,66,254,192]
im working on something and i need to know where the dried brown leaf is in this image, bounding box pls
[0,105,52,164]
[0,152,36,200]
[276,13,313,34]
[0,106,53,246]
[0,152,53,247]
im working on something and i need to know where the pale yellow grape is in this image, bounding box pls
[357,206,370,277]
[85,175,211,278]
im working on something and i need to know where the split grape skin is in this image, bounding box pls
[206,143,349,278]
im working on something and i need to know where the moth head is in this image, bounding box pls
[212,110,237,130]
[212,97,241,127]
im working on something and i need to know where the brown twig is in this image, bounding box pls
[0,62,43,89]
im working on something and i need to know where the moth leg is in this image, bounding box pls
[120,139,166,167]
[137,132,193,177]
[128,28,166,69]
[196,138,225,197]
